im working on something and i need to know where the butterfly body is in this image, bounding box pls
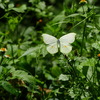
[57,39,60,48]
[42,33,76,54]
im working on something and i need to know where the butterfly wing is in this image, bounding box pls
[47,43,58,54]
[59,33,76,44]
[42,34,58,54]
[59,33,76,54]
[60,43,72,54]
[42,34,57,44]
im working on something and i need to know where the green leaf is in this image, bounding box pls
[18,47,36,59]
[59,74,70,81]
[92,41,100,51]
[6,44,18,57]
[18,45,43,59]
[79,58,97,68]
[0,66,3,74]
[19,41,32,50]
[97,97,100,100]
[8,3,14,9]
[66,13,80,18]
[37,1,46,10]
[78,5,88,13]
[9,70,35,83]
[79,58,97,81]
[12,4,27,13]
[4,0,10,3]
[51,66,62,77]
[52,11,65,23]
[95,14,100,30]
[81,97,91,100]
[0,3,5,9]
[45,73,54,80]
[29,0,36,4]
[1,81,19,95]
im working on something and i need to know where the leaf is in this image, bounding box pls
[18,44,43,59]
[0,66,3,74]
[41,44,48,57]
[45,73,54,80]
[23,26,35,36]
[59,74,70,81]
[52,11,65,23]
[79,58,97,68]
[95,14,100,30]
[8,3,14,9]
[18,47,36,59]
[92,41,100,51]
[1,81,19,95]
[77,5,88,13]
[79,58,97,81]
[81,97,91,100]
[66,13,80,18]
[37,1,46,10]
[7,67,35,84]
[51,66,62,77]
[10,70,35,83]
[20,41,32,50]
[29,0,36,4]
[6,44,18,57]
[0,3,5,9]
[12,4,27,13]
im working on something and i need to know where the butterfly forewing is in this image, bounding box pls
[42,34,57,44]
[59,33,76,44]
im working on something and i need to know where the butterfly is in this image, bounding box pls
[42,33,76,54]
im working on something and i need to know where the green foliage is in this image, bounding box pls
[8,68,35,83]
[0,81,19,95]
[0,0,100,99]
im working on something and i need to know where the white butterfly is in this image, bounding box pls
[42,33,76,54]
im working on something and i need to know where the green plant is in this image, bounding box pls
[0,0,100,100]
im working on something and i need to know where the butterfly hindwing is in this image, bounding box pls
[60,43,72,54]
[47,43,58,54]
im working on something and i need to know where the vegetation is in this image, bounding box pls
[0,0,100,99]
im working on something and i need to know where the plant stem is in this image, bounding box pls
[0,54,4,65]
[80,5,87,56]
[10,44,14,65]
[80,20,86,56]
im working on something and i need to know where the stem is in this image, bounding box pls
[64,55,87,97]
[0,54,4,65]
[82,5,85,14]
[64,55,77,78]
[80,5,87,56]
[96,59,100,84]
[80,21,86,56]
[10,44,14,65]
